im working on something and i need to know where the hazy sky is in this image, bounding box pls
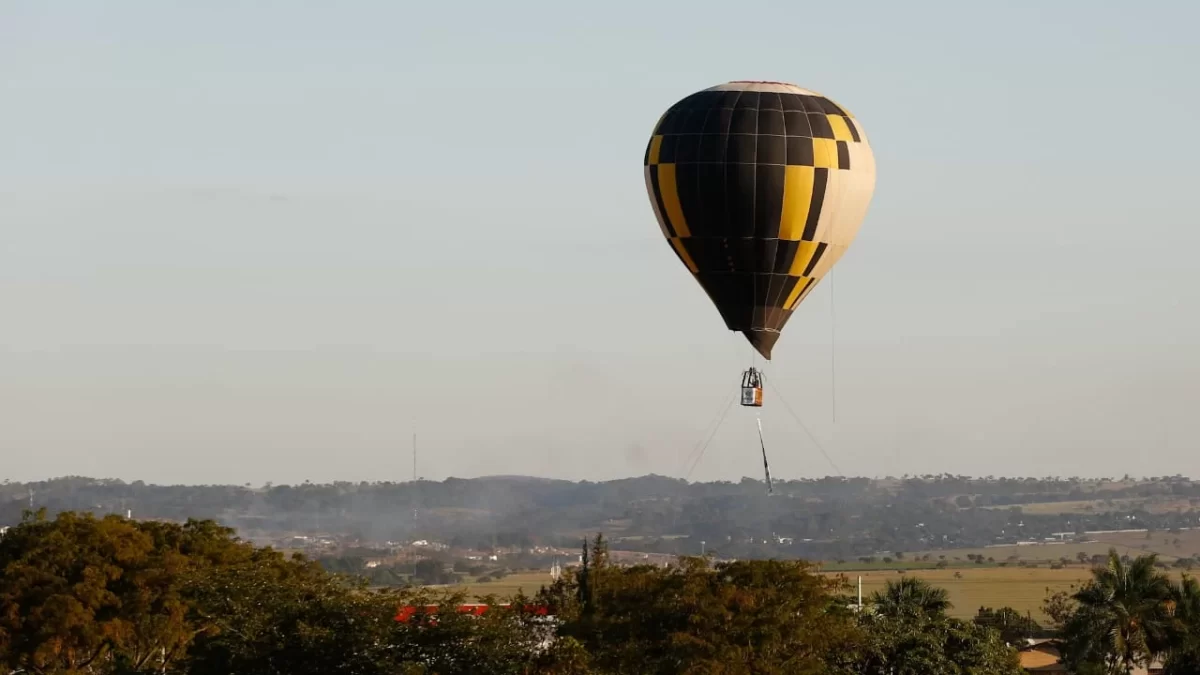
[3,1,1199,486]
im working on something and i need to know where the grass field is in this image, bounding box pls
[1091,528,1200,557]
[437,572,556,601]
[821,567,1092,620]
[446,564,1200,622]
[436,532,1200,623]
[441,567,1104,621]
[893,529,1200,566]
[902,542,1165,565]
[983,498,1198,516]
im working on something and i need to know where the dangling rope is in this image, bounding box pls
[756,415,773,494]
[829,270,838,424]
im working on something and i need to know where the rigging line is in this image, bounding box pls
[669,383,733,531]
[765,378,844,477]
[684,389,737,482]
[679,384,738,477]
[830,270,837,424]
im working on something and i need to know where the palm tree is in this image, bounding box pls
[1067,548,1174,674]
[1163,574,1200,674]
[1171,575,1200,626]
[869,576,951,620]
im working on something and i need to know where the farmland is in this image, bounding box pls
[447,565,1196,622]
[821,566,1091,621]
[438,572,554,601]
[828,564,1198,621]
[892,528,1200,566]
[444,566,1096,622]
[982,497,1198,515]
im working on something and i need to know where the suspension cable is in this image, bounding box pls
[683,387,738,481]
[765,378,844,477]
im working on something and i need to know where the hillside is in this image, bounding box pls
[5,473,1198,562]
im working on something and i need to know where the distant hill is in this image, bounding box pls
[3,473,1197,561]
[472,475,569,484]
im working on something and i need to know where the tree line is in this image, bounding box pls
[6,475,1200,561]
[0,510,1031,674]
[11,509,1200,673]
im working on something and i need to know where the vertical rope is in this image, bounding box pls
[756,415,773,495]
[830,270,837,423]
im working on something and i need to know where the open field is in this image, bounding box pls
[437,572,556,600]
[830,566,1191,621]
[440,567,1120,622]
[1090,528,1200,556]
[820,560,955,572]
[821,567,1092,620]
[436,561,1200,622]
[447,568,1096,621]
[431,528,1200,623]
[903,542,1168,565]
[982,497,1198,515]
[903,530,1200,566]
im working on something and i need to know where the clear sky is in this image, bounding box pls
[2,0,1198,486]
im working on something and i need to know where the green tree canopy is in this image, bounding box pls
[868,576,952,620]
[0,515,1031,675]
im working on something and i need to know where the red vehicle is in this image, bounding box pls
[395,603,551,623]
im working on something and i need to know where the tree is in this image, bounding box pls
[0,510,566,675]
[973,606,1042,644]
[844,612,1024,675]
[844,583,1022,674]
[1059,549,1175,674]
[1042,589,1076,631]
[869,577,952,620]
[1,505,1146,675]
[0,509,206,675]
[186,555,415,675]
[1163,574,1200,674]
[414,558,444,584]
[541,555,858,674]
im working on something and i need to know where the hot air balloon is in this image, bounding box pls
[646,81,875,492]
[643,81,876,370]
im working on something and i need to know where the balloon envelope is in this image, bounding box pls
[644,81,876,359]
